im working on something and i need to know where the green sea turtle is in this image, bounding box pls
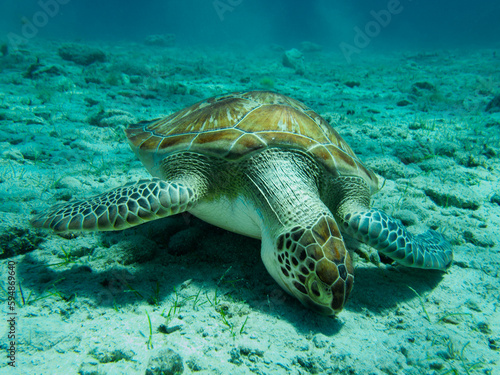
[31,91,452,315]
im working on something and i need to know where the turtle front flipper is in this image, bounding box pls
[342,209,452,270]
[31,178,203,232]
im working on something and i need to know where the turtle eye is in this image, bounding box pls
[309,280,321,297]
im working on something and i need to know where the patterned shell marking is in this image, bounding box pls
[126,91,378,192]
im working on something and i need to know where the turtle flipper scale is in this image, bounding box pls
[31,178,199,232]
[342,209,452,270]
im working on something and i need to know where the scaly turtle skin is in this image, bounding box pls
[31,91,453,315]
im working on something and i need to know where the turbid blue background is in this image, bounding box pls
[1,0,499,50]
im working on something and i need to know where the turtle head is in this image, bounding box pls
[261,215,354,315]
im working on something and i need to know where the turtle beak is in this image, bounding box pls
[293,281,340,315]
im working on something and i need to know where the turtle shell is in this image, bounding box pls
[126,91,379,193]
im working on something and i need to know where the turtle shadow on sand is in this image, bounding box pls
[15,216,446,337]
[12,218,268,312]
[346,264,445,313]
[254,261,447,336]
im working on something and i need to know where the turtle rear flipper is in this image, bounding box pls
[31,178,202,232]
[342,209,452,270]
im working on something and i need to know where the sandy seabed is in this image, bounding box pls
[0,38,499,374]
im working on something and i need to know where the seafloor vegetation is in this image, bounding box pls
[0,38,499,374]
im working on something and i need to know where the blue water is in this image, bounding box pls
[1,1,500,374]
[1,0,500,50]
